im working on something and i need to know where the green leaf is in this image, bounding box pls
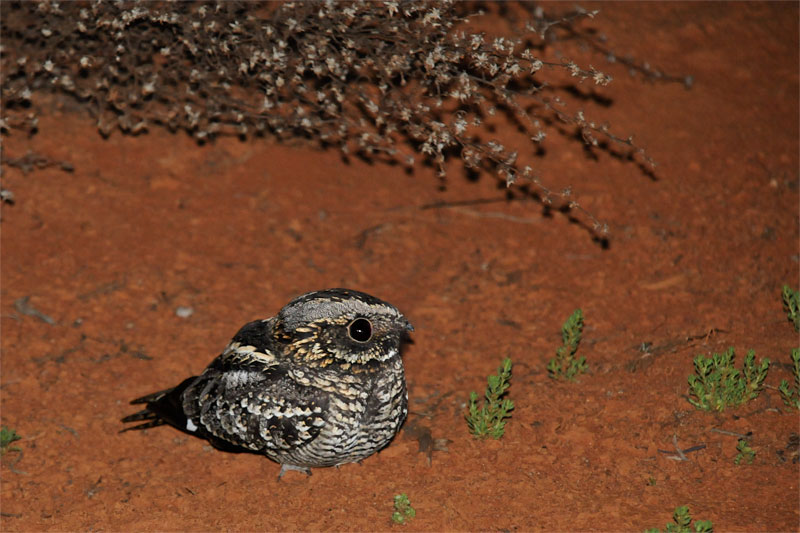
[392,493,415,525]
[465,358,513,439]
[783,285,800,332]
[647,505,712,533]
[779,348,800,409]
[687,347,768,411]
[735,439,755,465]
[548,309,588,381]
[0,426,22,455]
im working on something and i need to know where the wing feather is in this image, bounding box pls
[184,365,329,454]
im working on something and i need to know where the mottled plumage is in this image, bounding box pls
[122,288,412,478]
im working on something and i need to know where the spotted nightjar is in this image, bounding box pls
[122,288,413,478]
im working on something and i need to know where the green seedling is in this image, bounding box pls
[645,505,713,533]
[782,285,799,331]
[687,347,769,411]
[778,348,800,410]
[466,358,514,439]
[547,309,587,381]
[391,493,415,525]
[734,438,755,465]
[0,426,22,455]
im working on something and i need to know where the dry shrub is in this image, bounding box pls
[0,1,689,231]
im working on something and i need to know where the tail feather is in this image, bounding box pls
[129,386,178,405]
[120,409,159,423]
[120,376,198,433]
[119,416,166,433]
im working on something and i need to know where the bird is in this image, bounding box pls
[121,288,413,478]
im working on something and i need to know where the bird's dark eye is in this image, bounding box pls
[348,318,372,343]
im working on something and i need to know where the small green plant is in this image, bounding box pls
[687,347,770,412]
[391,493,416,525]
[645,505,713,533]
[0,426,22,455]
[779,348,800,410]
[734,438,755,465]
[466,358,514,439]
[547,309,587,381]
[782,285,800,331]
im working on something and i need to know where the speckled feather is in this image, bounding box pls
[122,288,412,477]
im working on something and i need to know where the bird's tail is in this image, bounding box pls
[120,377,197,432]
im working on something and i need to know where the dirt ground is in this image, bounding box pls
[1,2,798,531]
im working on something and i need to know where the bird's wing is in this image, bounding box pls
[183,364,330,454]
[122,317,328,453]
[121,317,279,430]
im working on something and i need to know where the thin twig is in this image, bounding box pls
[682,444,707,454]
[672,434,688,461]
[711,428,750,439]
[3,450,29,475]
[657,434,705,461]
[13,296,56,325]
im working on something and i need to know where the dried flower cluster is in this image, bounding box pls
[1,1,681,232]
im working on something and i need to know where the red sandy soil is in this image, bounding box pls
[1,3,798,531]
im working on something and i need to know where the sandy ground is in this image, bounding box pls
[1,2,798,531]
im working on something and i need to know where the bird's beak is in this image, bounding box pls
[403,318,414,332]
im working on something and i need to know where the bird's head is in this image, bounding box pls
[276,288,413,366]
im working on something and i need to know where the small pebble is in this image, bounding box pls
[175,306,194,318]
